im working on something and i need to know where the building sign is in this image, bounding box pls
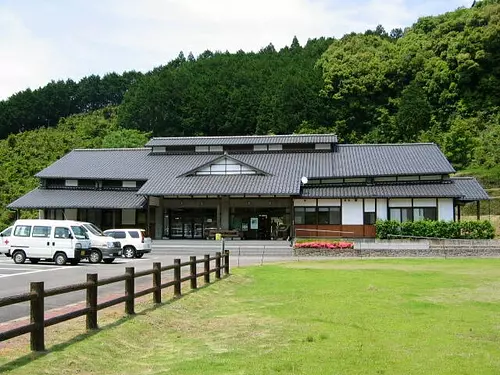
[250,217,258,230]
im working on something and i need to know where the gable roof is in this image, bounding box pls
[145,134,338,147]
[179,154,270,177]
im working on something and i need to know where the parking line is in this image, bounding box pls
[0,267,80,279]
[0,267,34,271]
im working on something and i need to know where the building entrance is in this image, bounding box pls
[164,208,217,239]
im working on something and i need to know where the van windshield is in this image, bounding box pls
[71,226,89,240]
[83,223,104,236]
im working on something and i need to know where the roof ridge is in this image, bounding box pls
[338,143,436,147]
[72,148,150,152]
[150,134,336,140]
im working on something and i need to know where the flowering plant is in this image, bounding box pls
[294,241,354,249]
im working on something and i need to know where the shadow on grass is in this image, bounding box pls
[0,276,228,373]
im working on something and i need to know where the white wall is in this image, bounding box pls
[317,199,341,206]
[376,199,388,220]
[364,199,376,212]
[388,198,412,207]
[413,198,437,207]
[293,199,316,207]
[65,179,78,187]
[438,198,454,221]
[123,181,136,188]
[342,199,363,225]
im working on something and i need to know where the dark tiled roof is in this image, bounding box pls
[450,177,491,201]
[7,189,147,209]
[300,182,464,198]
[33,143,455,196]
[301,178,490,200]
[145,134,338,146]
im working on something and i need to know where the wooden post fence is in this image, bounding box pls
[0,253,229,353]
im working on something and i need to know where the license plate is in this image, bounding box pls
[81,250,86,256]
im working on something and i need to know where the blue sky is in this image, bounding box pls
[0,0,472,100]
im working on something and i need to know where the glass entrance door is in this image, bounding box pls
[165,208,217,239]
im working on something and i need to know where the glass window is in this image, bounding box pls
[14,225,31,237]
[304,207,316,225]
[71,226,89,239]
[129,231,139,238]
[32,226,51,238]
[294,208,305,225]
[413,207,437,221]
[390,208,413,222]
[318,207,330,224]
[55,227,71,239]
[363,212,376,225]
[112,231,127,239]
[318,207,341,224]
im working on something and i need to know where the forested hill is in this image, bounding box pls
[0,0,499,179]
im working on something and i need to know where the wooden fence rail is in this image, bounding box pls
[0,251,230,352]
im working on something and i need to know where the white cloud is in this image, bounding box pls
[0,0,475,100]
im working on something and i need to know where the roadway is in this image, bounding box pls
[0,240,294,323]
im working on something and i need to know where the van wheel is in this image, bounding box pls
[13,250,26,264]
[29,258,40,264]
[123,246,136,259]
[89,250,102,264]
[54,253,67,265]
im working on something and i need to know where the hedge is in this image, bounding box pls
[375,219,495,239]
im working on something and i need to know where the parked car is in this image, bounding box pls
[3,219,91,265]
[103,229,152,258]
[0,226,13,256]
[78,222,122,264]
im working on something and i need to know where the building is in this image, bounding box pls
[8,134,489,239]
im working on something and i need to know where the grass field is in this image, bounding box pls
[1,259,500,374]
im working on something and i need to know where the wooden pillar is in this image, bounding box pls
[457,204,461,222]
[477,201,481,220]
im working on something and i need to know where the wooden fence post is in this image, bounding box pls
[153,262,161,304]
[204,254,210,284]
[86,273,98,330]
[224,250,230,275]
[190,256,197,290]
[30,282,45,352]
[215,252,221,279]
[174,258,181,297]
[125,267,135,315]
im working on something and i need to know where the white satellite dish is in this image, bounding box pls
[301,176,308,184]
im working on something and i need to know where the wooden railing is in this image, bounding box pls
[0,251,230,352]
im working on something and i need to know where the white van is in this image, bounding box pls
[78,222,122,264]
[3,219,92,265]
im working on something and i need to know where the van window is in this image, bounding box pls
[71,226,89,240]
[14,225,31,237]
[32,226,51,238]
[54,227,71,239]
[128,231,139,238]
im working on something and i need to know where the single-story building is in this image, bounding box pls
[8,134,490,239]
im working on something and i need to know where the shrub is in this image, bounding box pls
[375,220,495,239]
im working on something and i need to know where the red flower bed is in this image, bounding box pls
[294,241,354,249]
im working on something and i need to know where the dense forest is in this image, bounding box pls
[0,0,499,228]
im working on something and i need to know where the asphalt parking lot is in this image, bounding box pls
[0,240,294,323]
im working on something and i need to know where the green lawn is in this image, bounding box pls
[1,258,500,374]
